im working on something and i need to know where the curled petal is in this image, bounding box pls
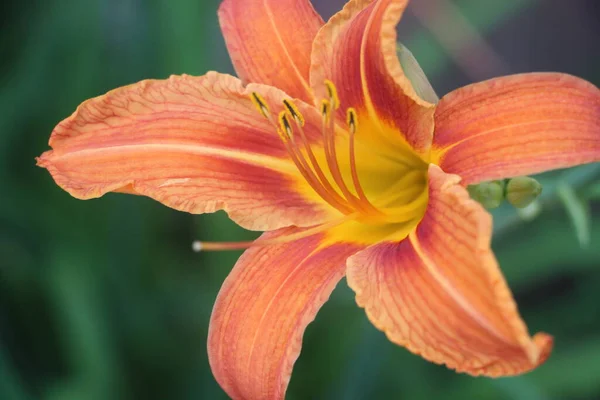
[310,0,435,154]
[37,72,336,231]
[219,0,323,102]
[208,228,362,400]
[347,164,553,376]
[433,73,600,184]
[396,42,439,104]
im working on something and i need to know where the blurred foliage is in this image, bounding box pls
[1,0,599,399]
[557,182,591,248]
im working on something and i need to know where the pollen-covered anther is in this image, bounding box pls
[246,92,354,215]
[346,108,358,133]
[282,99,305,126]
[320,99,331,123]
[250,92,271,119]
[278,111,293,140]
[324,80,340,110]
[248,85,380,218]
[344,107,378,214]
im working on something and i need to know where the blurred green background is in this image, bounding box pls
[1,0,599,399]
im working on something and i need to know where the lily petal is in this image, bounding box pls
[218,0,323,103]
[208,228,362,400]
[433,73,600,184]
[310,0,435,153]
[396,42,439,104]
[37,72,336,231]
[347,164,553,376]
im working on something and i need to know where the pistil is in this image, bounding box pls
[193,213,355,251]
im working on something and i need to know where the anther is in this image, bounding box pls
[346,108,358,133]
[250,92,271,119]
[324,80,340,110]
[321,100,331,125]
[282,99,305,126]
[248,91,354,215]
[278,111,293,139]
[321,99,329,115]
[345,107,376,213]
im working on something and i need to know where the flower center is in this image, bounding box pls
[251,82,428,224]
[193,83,429,251]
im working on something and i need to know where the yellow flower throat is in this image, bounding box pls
[195,82,429,251]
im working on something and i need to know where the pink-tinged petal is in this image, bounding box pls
[218,0,323,103]
[347,164,553,376]
[37,72,336,231]
[310,0,435,154]
[208,228,362,400]
[433,73,600,184]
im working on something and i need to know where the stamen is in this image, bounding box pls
[278,110,353,213]
[346,108,377,213]
[250,92,271,119]
[346,107,358,130]
[278,111,293,139]
[321,99,330,119]
[284,101,350,211]
[320,94,370,214]
[247,88,416,221]
[324,80,341,109]
[320,100,333,169]
[282,99,305,126]
[192,215,354,252]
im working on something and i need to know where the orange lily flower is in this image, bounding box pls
[37,0,599,398]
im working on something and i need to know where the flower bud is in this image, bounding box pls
[467,180,505,209]
[506,176,543,208]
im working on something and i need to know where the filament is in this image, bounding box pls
[247,87,426,231]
